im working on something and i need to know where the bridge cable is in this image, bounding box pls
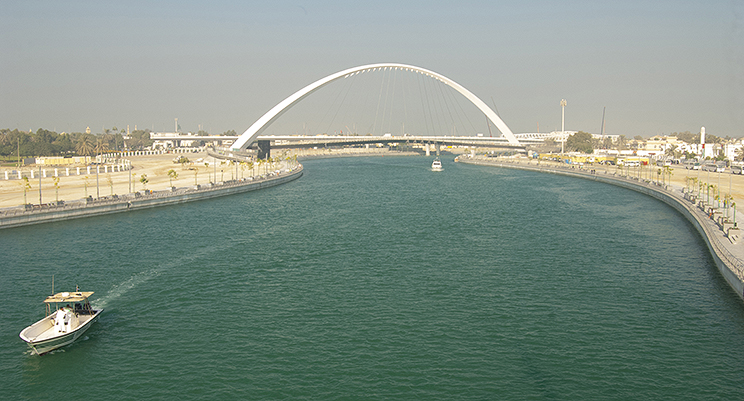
[379,68,392,135]
[385,68,399,136]
[312,71,350,135]
[445,82,479,136]
[417,71,434,136]
[421,74,441,135]
[434,78,458,134]
[350,70,372,135]
[401,70,409,136]
[441,82,463,134]
[328,73,357,135]
[371,68,386,136]
[428,75,447,136]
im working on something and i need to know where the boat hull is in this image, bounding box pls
[20,310,102,355]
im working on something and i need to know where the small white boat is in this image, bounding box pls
[19,291,103,355]
[431,158,443,170]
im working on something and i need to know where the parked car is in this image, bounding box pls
[683,161,700,170]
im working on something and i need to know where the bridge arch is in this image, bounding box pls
[231,63,520,151]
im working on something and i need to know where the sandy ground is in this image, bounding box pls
[515,158,744,207]
[0,152,265,208]
[4,151,744,209]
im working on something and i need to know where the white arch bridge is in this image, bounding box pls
[230,63,525,155]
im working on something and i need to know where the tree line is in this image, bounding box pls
[0,128,154,158]
[561,131,728,155]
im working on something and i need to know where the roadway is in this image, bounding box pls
[153,134,541,151]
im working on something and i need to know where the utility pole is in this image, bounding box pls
[560,99,567,154]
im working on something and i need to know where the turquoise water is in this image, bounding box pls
[2,156,744,400]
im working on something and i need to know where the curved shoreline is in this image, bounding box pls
[0,165,303,230]
[456,155,744,302]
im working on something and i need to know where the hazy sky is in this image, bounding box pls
[1,0,742,138]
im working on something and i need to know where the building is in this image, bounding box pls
[151,132,199,149]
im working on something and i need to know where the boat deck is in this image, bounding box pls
[22,312,98,343]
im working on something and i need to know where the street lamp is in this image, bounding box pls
[560,99,567,154]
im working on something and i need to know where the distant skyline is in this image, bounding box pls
[1,1,742,138]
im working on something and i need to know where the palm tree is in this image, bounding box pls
[664,166,673,186]
[167,169,178,187]
[94,138,110,160]
[21,176,31,205]
[736,146,744,162]
[665,145,678,158]
[91,138,110,199]
[53,176,60,203]
[76,136,93,161]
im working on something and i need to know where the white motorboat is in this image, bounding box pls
[431,158,443,170]
[19,291,103,355]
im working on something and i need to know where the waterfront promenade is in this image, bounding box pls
[457,154,744,301]
[0,148,416,229]
[0,148,416,209]
[0,165,303,229]
[0,149,305,229]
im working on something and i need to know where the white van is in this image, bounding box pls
[703,163,725,173]
[683,161,700,170]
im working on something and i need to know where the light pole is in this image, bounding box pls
[560,99,567,154]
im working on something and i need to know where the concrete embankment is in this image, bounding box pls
[457,156,744,302]
[0,165,303,230]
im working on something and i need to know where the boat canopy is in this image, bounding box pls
[43,292,94,304]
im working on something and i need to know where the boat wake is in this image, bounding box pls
[92,268,161,310]
[91,239,240,310]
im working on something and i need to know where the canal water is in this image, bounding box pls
[2,156,743,400]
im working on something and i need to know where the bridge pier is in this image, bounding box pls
[425,143,431,157]
[257,140,271,160]
[435,143,441,156]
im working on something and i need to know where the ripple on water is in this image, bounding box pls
[2,157,744,400]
